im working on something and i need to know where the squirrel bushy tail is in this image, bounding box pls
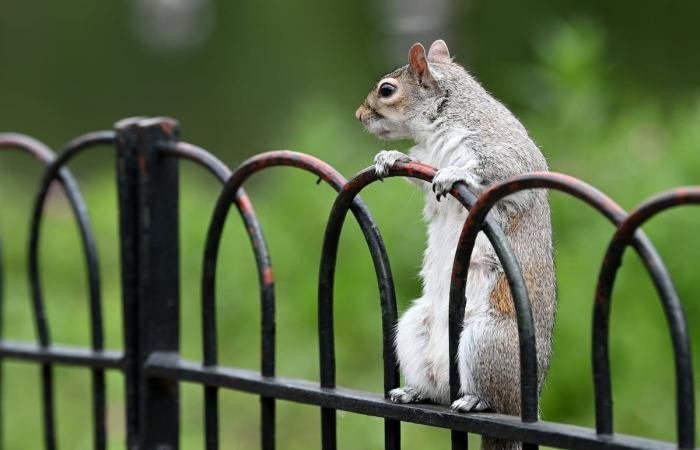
[482,437,522,450]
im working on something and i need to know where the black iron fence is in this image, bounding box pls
[0,117,695,450]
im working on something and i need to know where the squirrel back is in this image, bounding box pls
[357,41,556,449]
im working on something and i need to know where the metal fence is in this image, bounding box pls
[0,117,695,450]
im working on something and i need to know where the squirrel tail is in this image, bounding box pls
[481,437,522,450]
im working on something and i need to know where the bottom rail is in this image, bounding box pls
[144,353,676,450]
[0,341,123,369]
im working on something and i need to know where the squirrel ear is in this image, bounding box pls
[427,39,451,63]
[408,43,435,86]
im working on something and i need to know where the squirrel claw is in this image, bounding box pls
[432,165,481,201]
[432,183,444,201]
[389,386,424,404]
[450,394,490,412]
[373,150,413,181]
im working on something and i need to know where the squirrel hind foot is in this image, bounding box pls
[450,394,490,413]
[389,386,425,404]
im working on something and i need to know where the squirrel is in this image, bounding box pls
[355,40,556,450]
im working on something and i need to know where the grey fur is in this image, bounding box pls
[357,42,556,450]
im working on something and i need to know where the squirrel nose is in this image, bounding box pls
[355,105,365,121]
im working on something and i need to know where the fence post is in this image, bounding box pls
[115,117,181,450]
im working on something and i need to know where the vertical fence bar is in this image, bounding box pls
[258,212,275,450]
[116,117,181,449]
[115,118,146,449]
[135,118,181,449]
[319,228,337,450]
[40,365,55,450]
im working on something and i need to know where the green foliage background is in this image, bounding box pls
[2,1,700,449]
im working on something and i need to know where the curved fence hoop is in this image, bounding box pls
[28,130,114,349]
[0,133,56,163]
[159,141,233,184]
[0,134,63,450]
[452,171,634,424]
[452,171,689,446]
[157,141,274,338]
[200,150,398,450]
[29,130,114,450]
[158,140,275,450]
[158,141,273,304]
[594,187,699,449]
[318,160,532,450]
[451,171,636,426]
[0,134,55,341]
[0,131,114,450]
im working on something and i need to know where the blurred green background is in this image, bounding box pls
[2,0,700,449]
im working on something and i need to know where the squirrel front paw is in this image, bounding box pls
[373,150,413,180]
[389,386,425,404]
[432,165,482,201]
[450,394,490,412]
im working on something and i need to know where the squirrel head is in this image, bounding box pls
[355,39,458,141]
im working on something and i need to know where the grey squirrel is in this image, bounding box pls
[355,40,556,450]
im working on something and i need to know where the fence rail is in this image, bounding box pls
[0,117,695,450]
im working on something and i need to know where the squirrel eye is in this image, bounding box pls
[378,82,397,98]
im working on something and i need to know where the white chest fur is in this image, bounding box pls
[392,130,500,403]
[409,128,498,314]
